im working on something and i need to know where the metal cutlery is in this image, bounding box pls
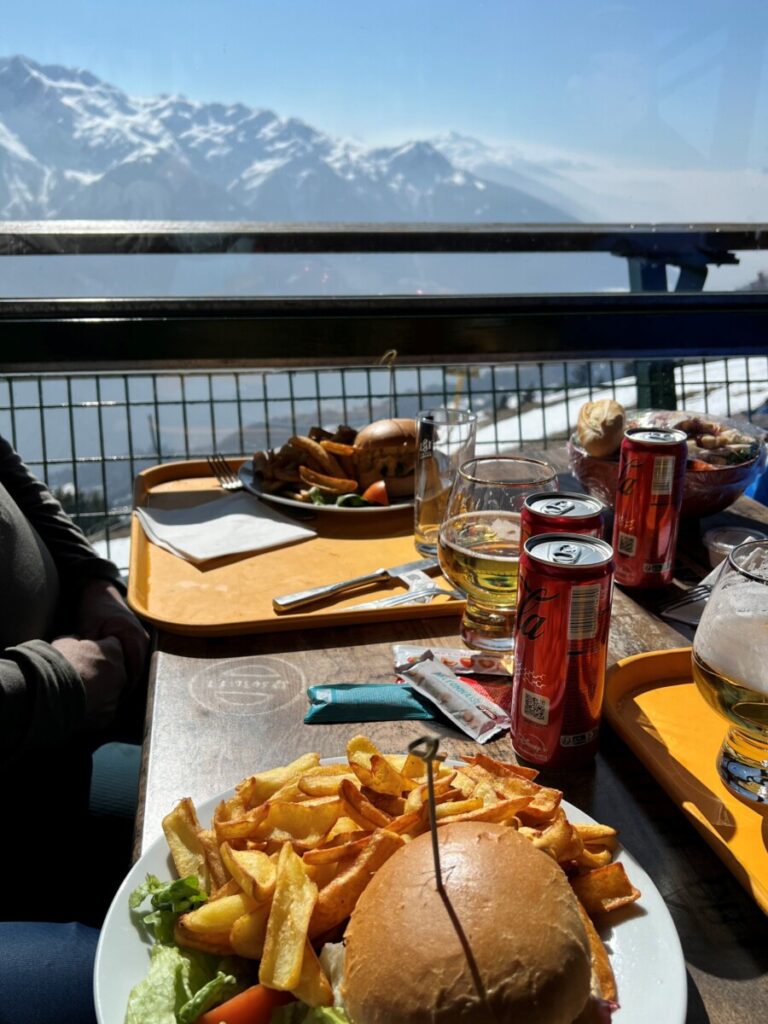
[273,557,440,612]
[658,583,713,613]
[207,452,244,491]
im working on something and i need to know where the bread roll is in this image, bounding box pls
[577,400,625,457]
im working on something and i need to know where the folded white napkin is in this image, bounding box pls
[135,492,315,564]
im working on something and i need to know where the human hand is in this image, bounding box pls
[51,635,128,730]
[74,579,150,684]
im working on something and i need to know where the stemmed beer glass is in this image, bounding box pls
[692,538,768,803]
[437,455,557,652]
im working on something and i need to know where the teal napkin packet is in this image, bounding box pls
[305,683,436,724]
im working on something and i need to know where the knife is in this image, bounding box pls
[272,557,440,612]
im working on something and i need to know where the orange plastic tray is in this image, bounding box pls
[605,647,768,914]
[128,460,463,636]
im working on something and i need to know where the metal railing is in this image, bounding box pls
[2,355,766,570]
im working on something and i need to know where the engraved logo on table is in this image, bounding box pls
[188,657,305,715]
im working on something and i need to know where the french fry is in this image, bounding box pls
[214,804,270,843]
[435,798,484,818]
[461,752,540,782]
[197,829,229,890]
[571,862,641,917]
[339,778,392,829]
[229,902,271,959]
[259,843,318,991]
[292,940,334,1007]
[298,773,358,797]
[289,435,346,477]
[435,796,530,826]
[298,465,358,495]
[309,829,405,939]
[303,834,372,866]
[576,900,618,1003]
[220,844,277,902]
[174,918,233,957]
[236,753,321,808]
[162,798,211,889]
[181,892,259,936]
[253,799,343,850]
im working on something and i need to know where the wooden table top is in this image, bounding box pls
[135,458,768,1024]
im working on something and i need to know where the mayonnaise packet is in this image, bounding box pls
[394,650,511,744]
[393,644,512,678]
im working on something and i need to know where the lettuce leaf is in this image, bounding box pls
[124,943,239,1024]
[129,873,208,944]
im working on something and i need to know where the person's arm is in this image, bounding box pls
[1,636,130,765]
[0,641,86,763]
[0,435,124,598]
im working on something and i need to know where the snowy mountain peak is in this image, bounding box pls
[0,53,574,223]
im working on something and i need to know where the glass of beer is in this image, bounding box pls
[438,455,557,652]
[692,538,768,803]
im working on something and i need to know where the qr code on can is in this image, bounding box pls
[617,532,636,557]
[522,689,549,725]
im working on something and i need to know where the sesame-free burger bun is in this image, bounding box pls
[353,418,417,497]
[341,822,592,1024]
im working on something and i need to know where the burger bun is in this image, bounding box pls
[342,822,592,1024]
[354,418,418,498]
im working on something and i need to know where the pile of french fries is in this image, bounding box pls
[253,425,362,503]
[162,736,640,1008]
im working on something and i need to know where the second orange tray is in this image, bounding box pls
[605,647,768,915]
[128,459,463,636]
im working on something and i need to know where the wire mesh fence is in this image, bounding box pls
[1,355,766,570]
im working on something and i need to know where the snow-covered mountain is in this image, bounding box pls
[0,55,574,222]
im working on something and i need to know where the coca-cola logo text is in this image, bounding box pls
[617,457,642,496]
[517,576,558,640]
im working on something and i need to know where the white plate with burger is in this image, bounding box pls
[244,418,418,514]
[94,773,687,1024]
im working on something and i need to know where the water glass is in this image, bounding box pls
[413,408,477,556]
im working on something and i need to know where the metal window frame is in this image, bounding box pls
[1,222,767,369]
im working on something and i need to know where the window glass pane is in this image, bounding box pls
[2,2,768,293]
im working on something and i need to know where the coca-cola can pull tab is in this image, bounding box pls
[551,542,582,564]
[541,498,576,516]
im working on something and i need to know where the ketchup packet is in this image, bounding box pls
[393,644,512,678]
[394,650,511,744]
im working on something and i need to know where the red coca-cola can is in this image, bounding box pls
[612,427,687,588]
[520,491,605,549]
[511,534,614,767]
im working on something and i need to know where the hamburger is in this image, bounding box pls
[335,822,596,1024]
[354,418,418,498]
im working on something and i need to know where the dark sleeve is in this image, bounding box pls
[0,640,86,764]
[0,435,125,597]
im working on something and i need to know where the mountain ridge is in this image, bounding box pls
[0,54,575,223]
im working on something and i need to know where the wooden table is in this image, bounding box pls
[135,470,768,1024]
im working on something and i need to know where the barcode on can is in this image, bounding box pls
[522,689,549,725]
[651,455,675,495]
[618,532,636,556]
[568,583,601,640]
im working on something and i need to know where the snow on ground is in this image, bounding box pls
[476,357,768,452]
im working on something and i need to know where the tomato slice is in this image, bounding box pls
[361,480,390,505]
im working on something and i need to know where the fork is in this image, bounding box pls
[207,452,244,491]
[658,583,713,613]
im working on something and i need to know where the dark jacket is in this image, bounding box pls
[0,435,124,763]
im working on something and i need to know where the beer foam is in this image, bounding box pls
[695,582,768,695]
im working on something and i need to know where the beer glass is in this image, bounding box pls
[692,538,768,803]
[438,455,557,652]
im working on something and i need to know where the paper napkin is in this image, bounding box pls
[135,492,315,564]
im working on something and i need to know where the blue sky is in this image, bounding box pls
[4,1,768,167]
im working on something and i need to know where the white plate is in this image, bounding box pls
[94,766,687,1024]
[238,461,414,515]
